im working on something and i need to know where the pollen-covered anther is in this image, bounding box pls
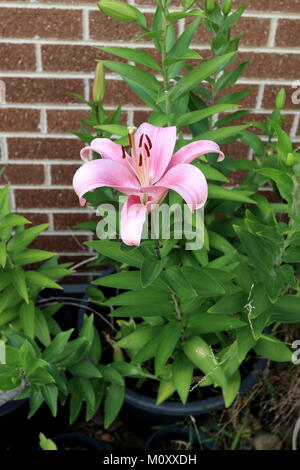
[145,134,152,149]
[138,133,144,148]
[144,143,150,157]
[138,153,143,166]
[121,145,126,159]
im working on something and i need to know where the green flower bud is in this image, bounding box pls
[98,0,138,22]
[286,152,295,166]
[222,0,232,15]
[205,0,215,12]
[275,88,286,110]
[93,61,105,103]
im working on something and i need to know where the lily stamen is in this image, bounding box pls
[145,134,152,149]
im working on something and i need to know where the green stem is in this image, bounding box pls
[159,0,171,121]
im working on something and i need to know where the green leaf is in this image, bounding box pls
[99,46,161,71]
[215,62,248,91]
[187,313,246,333]
[172,352,193,404]
[208,184,255,204]
[20,301,35,338]
[156,378,176,405]
[105,288,171,307]
[0,240,6,267]
[39,433,57,451]
[41,384,58,417]
[255,168,293,203]
[176,103,238,128]
[0,213,30,230]
[99,364,124,386]
[69,360,102,378]
[272,296,300,322]
[93,271,142,290]
[239,130,264,155]
[208,292,247,315]
[141,254,167,287]
[194,124,249,143]
[114,326,160,350]
[194,160,229,183]
[43,329,74,362]
[181,267,225,296]
[7,223,48,253]
[183,336,227,389]
[11,267,29,304]
[161,266,197,299]
[222,369,240,408]
[86,240,144,268]
[25,271,63,290]
[35,308,51,347]
[254,335,292,362]
[104,383,124,429]
[12,249,55,266]
[163,52,236,101]
[155,320,181,375]
[93,124,128,135]
[102,61,161,94]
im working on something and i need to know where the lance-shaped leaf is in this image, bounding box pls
[155,320,182,375]
[172,351,193,404]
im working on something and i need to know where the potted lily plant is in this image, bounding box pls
[70,0,300,427]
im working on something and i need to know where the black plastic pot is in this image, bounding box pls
[123,358,266,426]
[145,424,216,450]
[50,432,114,451]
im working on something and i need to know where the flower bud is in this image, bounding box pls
[286,152,295,166]
[222,0,232,15]
[98,0,138,22]
[205,0,215,12]
[93,62,105,103]
[275,88,286,110]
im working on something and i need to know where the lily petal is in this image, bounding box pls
[80,138,129,163]
[120,195,147,246]
[155,163,208,210]
[73,159,140,205]
[168,140,225,170]
[134,123,177,184]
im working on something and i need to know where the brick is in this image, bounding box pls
[0,164,44,185]
[102,79,143,106]
[133,110,151,126]
[30,234,87,252]
[42,45,114,73]
[51,164,81,185]
[0,44,35,71]
[15,189,78,209]
[4,78,84,104]
[192,17,270,47]
[276,19,300,47]
[53,213,95,230]
[0,8,82,40]
[47,110,90,133]
[0,109,40,132]
[20,212,49,226]
[236,0,300,12]
[222,141,249,160]
[239,52,300,80]
[7,138,82,160]
[90,10,152,41]
[263,85,300,111]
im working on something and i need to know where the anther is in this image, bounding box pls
[138,153,143,166]
[138,134,144,148]
[144,144,150,157]
[145,134,152,149]
[121,146,126,159]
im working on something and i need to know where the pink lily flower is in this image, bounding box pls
[73,123,224,246]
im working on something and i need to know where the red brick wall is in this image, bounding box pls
[0,0,299,278]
